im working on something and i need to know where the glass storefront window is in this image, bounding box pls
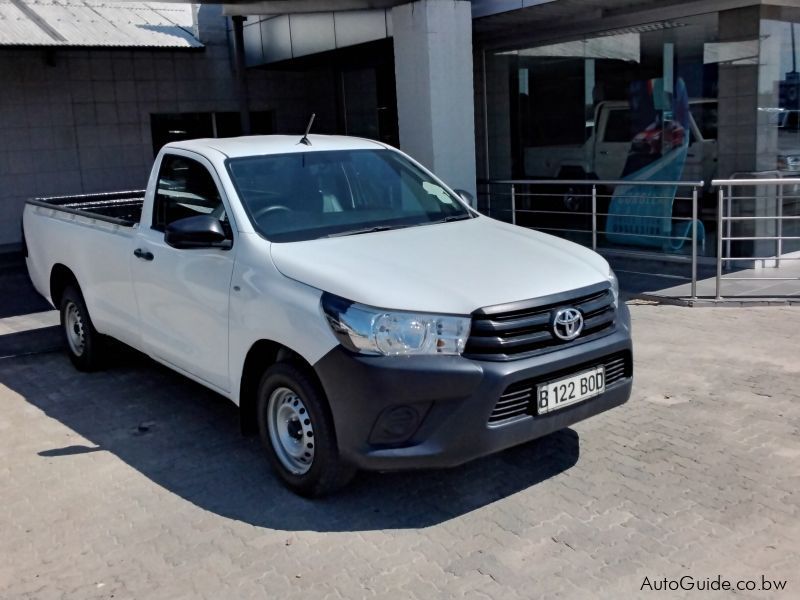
[483,12,721,255]
[758,7,800,253]
[759,10,800,173]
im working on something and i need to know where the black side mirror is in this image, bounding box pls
[165,215,230,249]
[454,189,474,206]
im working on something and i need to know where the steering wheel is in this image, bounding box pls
[252,205,292,220]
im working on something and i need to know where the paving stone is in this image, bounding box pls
[0,304,798,598]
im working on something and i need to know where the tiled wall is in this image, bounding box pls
[0,5,312,249]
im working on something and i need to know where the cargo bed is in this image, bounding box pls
[27,191,145,227]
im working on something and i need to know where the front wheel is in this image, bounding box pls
[60,285,105,371]
[257,362,355,497]
[562,183,592,212]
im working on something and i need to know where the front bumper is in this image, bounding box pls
[314,303,633,471]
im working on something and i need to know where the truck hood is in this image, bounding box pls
[270,216,611,314]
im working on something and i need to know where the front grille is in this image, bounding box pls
[464,283,616,361]
[487,351,632,425]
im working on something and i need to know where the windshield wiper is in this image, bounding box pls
[327,214,473,238]
[427,213,475,225]
[327,225,404,238]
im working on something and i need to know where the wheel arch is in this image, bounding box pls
[50,263,79,308]
[238,339,326,436]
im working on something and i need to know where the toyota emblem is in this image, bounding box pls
[552,307,584,341]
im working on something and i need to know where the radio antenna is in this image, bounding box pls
[299,113,315,146]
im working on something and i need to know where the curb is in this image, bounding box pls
[627,293,800,307]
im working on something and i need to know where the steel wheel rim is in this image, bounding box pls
[267,386,315,475]
[564,187,580,211]
[64,301,86,357]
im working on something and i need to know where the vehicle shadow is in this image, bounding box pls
[2,347,580,532]
[0,256,52,319]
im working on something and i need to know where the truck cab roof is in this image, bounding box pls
[165,134,388,159]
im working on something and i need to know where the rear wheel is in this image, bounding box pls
[60,285,104,371]
[257,362,355,497]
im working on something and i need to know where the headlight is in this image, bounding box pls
[608,267,619,306]
[322,293,471,356]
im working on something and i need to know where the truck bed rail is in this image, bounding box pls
[27,190,146,227]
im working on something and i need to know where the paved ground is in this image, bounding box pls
[607,254,800,305]
[652,260,800,302]
[1,302,798,599]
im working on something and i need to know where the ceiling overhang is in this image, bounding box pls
[222,0,407,17]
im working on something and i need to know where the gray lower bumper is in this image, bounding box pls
[313,303,633,471]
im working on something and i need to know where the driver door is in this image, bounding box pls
[131,152,236,392]
[594,107,633,180]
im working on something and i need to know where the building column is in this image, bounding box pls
[716,6,759,180]
[231,15,251,135]
[717,6,774,260]
[392,0,477,202]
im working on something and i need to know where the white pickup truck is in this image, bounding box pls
[524,99,718,186]
[23,135,632,496]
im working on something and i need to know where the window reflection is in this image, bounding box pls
[760,18,800,172]
[502,32,642,63]
[485,12,719,254]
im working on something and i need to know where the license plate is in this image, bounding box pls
[536,366,605,414]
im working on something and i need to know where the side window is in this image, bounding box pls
[603,109,633,143]
[309,162,351,212]
[689,103,718,141]
[153,154,230,235]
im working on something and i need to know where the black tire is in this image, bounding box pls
[257,362,355,497]
[59,285,105,372]
[562,183,591,212]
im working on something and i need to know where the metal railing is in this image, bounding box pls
[477,179,705,298]
[478,178,800,301]
[713,177,800,300]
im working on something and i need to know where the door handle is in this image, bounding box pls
[133,248,154,261]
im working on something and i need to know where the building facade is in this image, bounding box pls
[0,2,333,250]
[2,0,800,257]
[233,0,800,258]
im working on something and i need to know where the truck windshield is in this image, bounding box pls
[226,149,473,242]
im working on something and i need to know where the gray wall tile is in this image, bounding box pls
[0,5,322,246]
